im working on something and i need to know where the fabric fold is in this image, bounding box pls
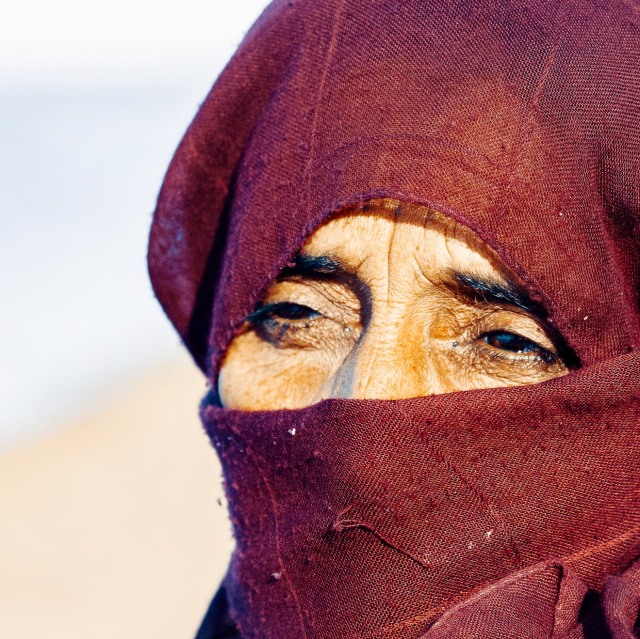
[148,1,640,637]
[200,352,640,638]
[420,557,640,639]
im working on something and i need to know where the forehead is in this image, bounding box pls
[299,200,518,286]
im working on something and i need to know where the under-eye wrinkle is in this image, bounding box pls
[247,303,320,348]
[481,330,558,363]
[219,201,573,408]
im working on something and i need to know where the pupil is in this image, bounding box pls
[486,331,535,353]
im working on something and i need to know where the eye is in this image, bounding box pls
[243,277,363,351]
[254,302,321,321]
[247,302,322,335]
[246,301,329,349]
[480,330,558,364]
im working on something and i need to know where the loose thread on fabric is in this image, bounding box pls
[332,504,434,572]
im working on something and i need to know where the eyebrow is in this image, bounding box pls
[282,257,544,314]
[450,270,546,318]
[278,254,372,313]
[270,254,578,368]
[284,257,544,312]
[280,254,344,277]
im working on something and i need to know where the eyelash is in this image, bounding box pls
[476,330,559,364]
[246,302,326,345]
[249,302,560,366]
[248,302,320,324]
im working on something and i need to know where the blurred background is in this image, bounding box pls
[0,1,270,636]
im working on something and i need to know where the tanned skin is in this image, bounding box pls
[219,199,569,410]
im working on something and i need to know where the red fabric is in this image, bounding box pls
[202,357,640,638]
[148,0,640,636]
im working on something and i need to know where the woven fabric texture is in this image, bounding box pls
[148,1,640,636]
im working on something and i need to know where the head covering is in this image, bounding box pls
[148,1,640,637]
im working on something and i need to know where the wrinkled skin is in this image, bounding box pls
[219,200,569,410]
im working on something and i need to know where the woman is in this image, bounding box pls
[218,198,574,407]
[148,0,640,637]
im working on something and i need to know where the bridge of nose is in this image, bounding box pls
[316,214,452,401]
[326,299,444,400]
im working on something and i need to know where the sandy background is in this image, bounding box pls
[0,3,269,636]
[0,359,233,638]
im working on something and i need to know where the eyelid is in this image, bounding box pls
[465,308,559,351]
[472,343,559,369]
[448,311,567,371]
[255,277,362,321]
[477,329,559,364]
[454,298,578,369]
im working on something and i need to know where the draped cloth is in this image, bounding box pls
[148,0,640,636]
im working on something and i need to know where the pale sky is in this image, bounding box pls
[0,2,272,447]
[1,1,271,87]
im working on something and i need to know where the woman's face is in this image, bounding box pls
[219,200,570,410]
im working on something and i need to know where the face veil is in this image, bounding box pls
[148,1,640,637]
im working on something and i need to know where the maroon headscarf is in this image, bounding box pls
[148,1,640,636]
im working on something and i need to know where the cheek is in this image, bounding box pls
[217,331,344,410]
